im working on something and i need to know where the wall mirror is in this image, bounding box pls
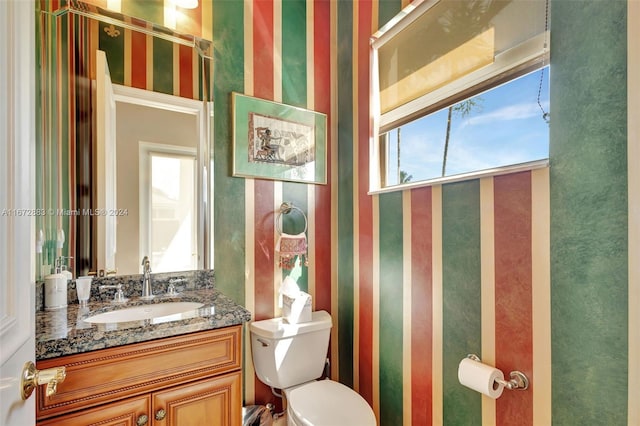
[37,1,213,277]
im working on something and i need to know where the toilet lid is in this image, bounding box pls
[287,380,376,426]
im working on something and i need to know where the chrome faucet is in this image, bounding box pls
[141,256,154,299]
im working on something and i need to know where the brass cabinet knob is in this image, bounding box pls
[155,408,166,421]
[136,414,149,426]
[21,361,66,400]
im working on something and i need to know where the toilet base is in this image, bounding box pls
[283,379,376,426]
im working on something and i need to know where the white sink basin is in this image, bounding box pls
[84,302,205,324]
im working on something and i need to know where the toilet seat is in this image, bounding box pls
[285,380,376,426]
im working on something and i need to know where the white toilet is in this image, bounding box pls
[250,310,377,426]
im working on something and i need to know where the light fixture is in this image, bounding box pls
[173,0,198,9]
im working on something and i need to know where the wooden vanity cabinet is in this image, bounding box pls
[36,326,243,426]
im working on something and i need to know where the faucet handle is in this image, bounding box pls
[166,283,178,296]
[113,285,128,303]
[141,256,152,275]
[99,284,129,303]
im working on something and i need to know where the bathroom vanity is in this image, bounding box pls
[34,281,251,426]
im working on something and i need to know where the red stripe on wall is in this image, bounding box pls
[494,172,534,425]
[130,30,146,90]
[252,0,276,408]
[313,0,332,314]
[252,0,275,322]
[411,186,433,425]
[253,0,274,100]
[178,44,193,98]
[253,179,276,406]
[253,180,276,322]
[357,0,374,406]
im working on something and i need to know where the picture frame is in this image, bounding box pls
[232,92,327,184]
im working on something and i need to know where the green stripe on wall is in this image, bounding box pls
[199,55,206,101]
[98,22,125,85]
[122,0,164,29]
[61,17,70,190]
[60,16,71,259]
[337,0,354,387]
[153,37,173,95]
[43,11,62,267]
[378,191,404,426]
[35,2,44,246]
[281,182,309,291]
[281,0,306,108]
[442,180,482,426]
[212,0,245,304]
[377,0,402,29]
[281,0,308,292]
[550,1,628,423]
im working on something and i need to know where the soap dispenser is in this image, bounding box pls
[44,259,68,310]
[58,256,74,281]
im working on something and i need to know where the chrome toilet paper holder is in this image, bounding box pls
[467,354,529,391]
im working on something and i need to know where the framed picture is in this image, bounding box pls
[232,92,327,184]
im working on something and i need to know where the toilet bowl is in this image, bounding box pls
[250,311,376,426]
[285,380,376,426]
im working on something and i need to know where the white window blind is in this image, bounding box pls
[372,0,549,132]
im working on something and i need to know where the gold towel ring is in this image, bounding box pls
[276,202,308,234]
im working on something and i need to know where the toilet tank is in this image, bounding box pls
[250,310,332,389]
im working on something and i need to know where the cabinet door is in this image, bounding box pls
[37,395,151,426]
[151,371,241,426]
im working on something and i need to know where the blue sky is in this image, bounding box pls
[386,66,550,185]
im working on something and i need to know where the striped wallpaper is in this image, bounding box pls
[212,0,334,408]
[36,0,637,425]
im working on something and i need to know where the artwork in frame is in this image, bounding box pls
[232,92,327,184]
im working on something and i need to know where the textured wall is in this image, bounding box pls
[549,0,629,424]
[37,0,635,424]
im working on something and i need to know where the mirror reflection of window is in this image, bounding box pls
[149,152,197,273]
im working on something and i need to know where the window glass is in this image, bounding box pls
[382,65,549,186]
[150,153,197,272]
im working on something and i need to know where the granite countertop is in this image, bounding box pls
[36,287,251,361]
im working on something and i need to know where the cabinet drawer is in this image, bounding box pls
[37,395,150,426]
[36,326,241,421]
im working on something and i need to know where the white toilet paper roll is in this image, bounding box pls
[457,358,505,399]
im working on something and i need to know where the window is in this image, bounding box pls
[150,153,197,272]
[139,143,198,273]
[371,0,550,191]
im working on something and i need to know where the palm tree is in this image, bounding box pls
[441,98,482,176]
[400,170,413,183]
